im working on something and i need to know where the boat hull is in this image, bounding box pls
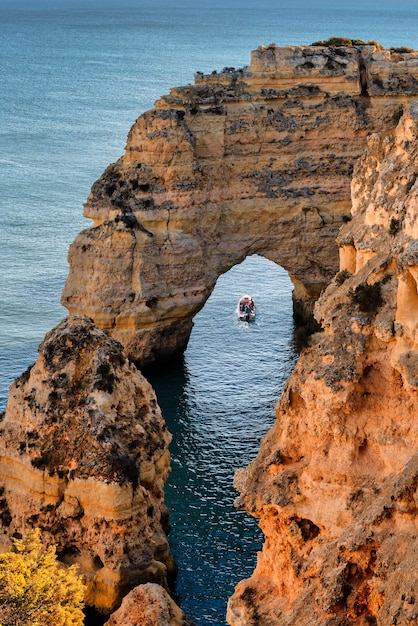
[237,295,256,322]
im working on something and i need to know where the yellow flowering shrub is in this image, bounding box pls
[0,529,85,626]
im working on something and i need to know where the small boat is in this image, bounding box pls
[237,295,256,322]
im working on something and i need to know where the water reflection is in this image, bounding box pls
[150,357,263,625]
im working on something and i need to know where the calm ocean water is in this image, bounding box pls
[1,1,417,624]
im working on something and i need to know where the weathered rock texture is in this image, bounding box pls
[104,583,196,626]
[0,316,176,614]
[227,103,418,625]
[62,44,418,366]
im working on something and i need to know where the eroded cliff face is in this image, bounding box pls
[0,316,176,614]
[227,104,418,625]
[62,44,418,366]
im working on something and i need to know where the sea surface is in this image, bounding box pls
[1,1,417,624]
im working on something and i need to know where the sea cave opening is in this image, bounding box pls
[148,254,299,626]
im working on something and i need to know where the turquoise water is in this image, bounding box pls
[1,1,417,624]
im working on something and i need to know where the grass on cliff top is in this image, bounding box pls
[311,37,383,49]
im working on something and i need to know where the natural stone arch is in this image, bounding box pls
[190,252,297,332]
[62,43,418,366]
[62,197,335,366]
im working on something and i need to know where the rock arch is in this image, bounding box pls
[62,43,418,366]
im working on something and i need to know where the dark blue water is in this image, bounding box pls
[148,256,297,624]
[1,1,417,624]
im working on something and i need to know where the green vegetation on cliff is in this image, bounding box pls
[311,36,382,48]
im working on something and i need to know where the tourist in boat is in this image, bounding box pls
[238,295,256,321]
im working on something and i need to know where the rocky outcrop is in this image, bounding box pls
[104,583,196,626]
[227,103,418,624]
[0,316,176,614]
[62,43,418,366]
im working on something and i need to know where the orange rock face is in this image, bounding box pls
[227,104,418,625]
[0,316,176,614]
[62,44,418,366]
[103,583,196,626]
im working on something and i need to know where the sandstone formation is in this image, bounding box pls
[62,43,418,366]
[227,103,418,624]
[104,583,196,626]
[0,316,176,614]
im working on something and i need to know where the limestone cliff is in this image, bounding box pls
[227,103,418,625]
[0,316,176,614]
[62,44,418,366]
